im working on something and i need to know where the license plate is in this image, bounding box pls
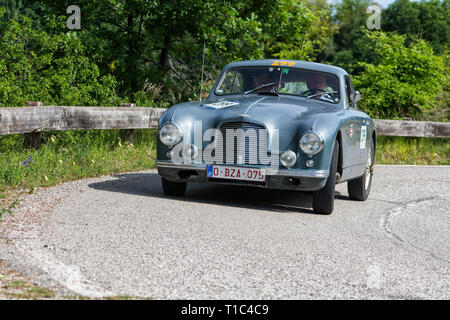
[207,165,266,182]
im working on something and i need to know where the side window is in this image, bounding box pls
[216,70,244,95]
[344,76,353,108]
[348,77,356,108]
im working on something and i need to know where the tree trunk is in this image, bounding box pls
[159,34,172,76]
[127,13,137,92]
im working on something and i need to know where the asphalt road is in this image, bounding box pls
[1,165,449,299]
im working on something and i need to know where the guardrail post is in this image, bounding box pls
[120,103,136,144]
[23,101,43,149]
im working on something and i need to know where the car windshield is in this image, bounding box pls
[214,66,340,103]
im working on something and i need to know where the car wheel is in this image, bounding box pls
[347,138,374,201]
[312,139,339,215]
[161,177,187,197]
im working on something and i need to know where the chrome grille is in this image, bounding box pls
[215,122,278,166]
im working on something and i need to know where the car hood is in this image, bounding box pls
[167,94,338,131]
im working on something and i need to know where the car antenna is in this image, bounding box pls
[199,41,206,103]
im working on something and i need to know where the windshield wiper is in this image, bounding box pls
[244,82,276,95]
[306,90,338,99]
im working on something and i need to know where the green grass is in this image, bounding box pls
[0,129,157,218]
[375,136,450,165]
[2,279,55,299]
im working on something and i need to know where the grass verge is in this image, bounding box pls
[375,136,450,165]
[0,129,157,219]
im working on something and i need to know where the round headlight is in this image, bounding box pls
[280,150,297,168]
[159,123,182,146]
[299,131,324,155]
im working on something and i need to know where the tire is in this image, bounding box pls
[347,138,374,201]
[312,139,339,215]
[161,177,187,197]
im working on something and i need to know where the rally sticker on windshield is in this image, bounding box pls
[204,101,239,109]
[272,60,296,66]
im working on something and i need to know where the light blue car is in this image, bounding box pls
[156,59,376,214]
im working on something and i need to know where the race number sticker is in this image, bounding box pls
[360,124,367,149]
[272,60,296,66]
[204,101,238,109]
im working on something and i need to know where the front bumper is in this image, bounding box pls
[156,160,329,191]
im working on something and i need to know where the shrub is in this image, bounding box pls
[353,31,446,119]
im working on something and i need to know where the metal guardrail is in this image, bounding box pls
[0,103,449,148]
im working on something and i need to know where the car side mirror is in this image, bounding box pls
[350,91,361,103]
[351,91,361,103]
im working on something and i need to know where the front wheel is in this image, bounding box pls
[312,140,339,215]
[161,178,186,197]
[347,138,374,201]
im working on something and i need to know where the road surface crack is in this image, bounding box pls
[380,196,450,265]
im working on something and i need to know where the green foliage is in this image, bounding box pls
[0,129,157,199]
[327,0,372,69]
[382,0,449,55]
[0,9,119,107]
[353,31,446,119]
[36,0,335,104]
[332,0,371,52]
[375,136,450,165]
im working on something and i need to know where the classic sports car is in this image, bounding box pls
[156,60,376,214]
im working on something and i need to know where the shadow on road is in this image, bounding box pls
[88,172,349,215]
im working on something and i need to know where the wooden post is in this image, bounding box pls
[120,103,136,144]
[23,101,43,149]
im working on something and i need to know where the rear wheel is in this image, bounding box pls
[312,140,339,215]
[161,177,186,197]
[347,138,374,201]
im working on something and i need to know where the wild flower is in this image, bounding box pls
[20,156,34,167]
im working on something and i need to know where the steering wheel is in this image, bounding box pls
[302,88,326,96]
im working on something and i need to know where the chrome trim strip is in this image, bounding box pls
[156,160,329,178]
[266,168,329,178]
[156,160,207,170]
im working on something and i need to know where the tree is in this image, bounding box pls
[382,0,449,55]
[0,9,118,107]
[34,0,335,103]
[353,31,446,119]
[0,0,45,21]
[325,0,382,71]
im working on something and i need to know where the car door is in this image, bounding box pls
[343,76,365,176]
[336,75,355,181]
[346,76,368,178]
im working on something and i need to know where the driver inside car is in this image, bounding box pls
[251,70,277,93]
[305,73,335,102]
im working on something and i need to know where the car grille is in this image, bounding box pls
[215,122,278,166]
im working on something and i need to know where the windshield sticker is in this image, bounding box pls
[360,124,367,149]
[271,60,296,67]
[204,101,239,109]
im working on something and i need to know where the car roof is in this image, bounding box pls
[223,59,348,77]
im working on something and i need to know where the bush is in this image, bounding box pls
[0,9,120,107]
[353,31,446,119]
